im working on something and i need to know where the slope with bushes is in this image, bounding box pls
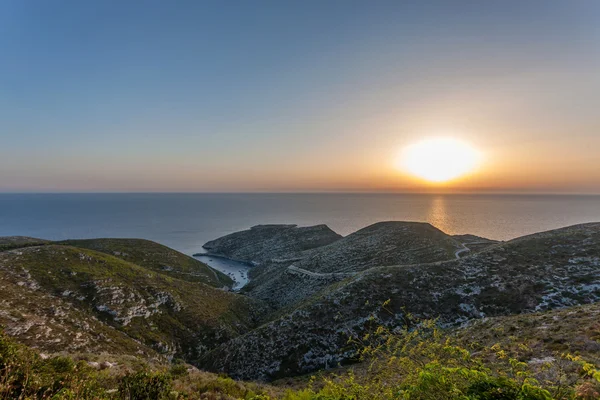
[2,318,599,399]
[0,243,269,364]
[61,238,233,287]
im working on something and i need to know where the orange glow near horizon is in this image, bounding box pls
[395,138,482,184]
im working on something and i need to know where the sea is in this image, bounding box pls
[1,193,599,257]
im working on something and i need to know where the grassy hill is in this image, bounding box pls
[61,238,233,287]
[0,236,50,251]
[455,301,600,366]
[0,329,285,399]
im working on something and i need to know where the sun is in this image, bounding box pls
[396,137,481,183]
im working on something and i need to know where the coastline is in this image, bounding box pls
[193,253,253,291]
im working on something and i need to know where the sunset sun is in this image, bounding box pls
[397,138,481,183]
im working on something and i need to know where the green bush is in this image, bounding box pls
[118,370,173,400]
[466,378,521,399]
[0,332,103,399]
[169,363,189,378]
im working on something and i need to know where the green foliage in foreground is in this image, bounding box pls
[283,316,600,400]
[1,319,599,400]
[0,332,102,399]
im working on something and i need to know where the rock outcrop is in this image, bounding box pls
[201,224,342,264]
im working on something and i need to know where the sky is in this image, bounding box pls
[1,0,600,193]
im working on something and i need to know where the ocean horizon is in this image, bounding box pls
[2,192,599,256]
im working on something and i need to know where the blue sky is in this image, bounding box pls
[2,1,600,192]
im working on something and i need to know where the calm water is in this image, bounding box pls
[193,255,251,290]
[1,193,599,256]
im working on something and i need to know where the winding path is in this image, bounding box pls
[288,242,487,278]
[455,243,470,259]
[287,265,356,278]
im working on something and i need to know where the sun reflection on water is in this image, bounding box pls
[426,196,452,233]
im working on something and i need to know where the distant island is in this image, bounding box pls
[1,222,599,398]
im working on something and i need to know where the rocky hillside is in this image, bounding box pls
[452,234,501,253]
[201,224,342,264]
[61,238,232,287]
[455,301,600,366]
[200,223,600,380]
[3,222,600,389]
[243,222,462,310]
[0,242,269,364]
[0,236,49,251]
[292,221,461,274]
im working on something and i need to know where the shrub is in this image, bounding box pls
[169,363,189,378]
[118,370,173,400]
[0,331,103,399]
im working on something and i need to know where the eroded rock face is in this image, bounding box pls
[200,223,600,381]
[87,281,183,326]
[202,224,342,264]
[0,258,162,360]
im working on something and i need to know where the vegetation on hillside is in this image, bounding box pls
[203,223,600,379]
[0,244,268,363]
[456,302,600,367]
[1,224,599,398]
[60,238,233,287]
[0,237,49,252]
[2,317,599,399]
[0,329,280,399]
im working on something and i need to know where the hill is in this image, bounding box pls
[201,223,600,380]
[201,224,342,264]
[61,238,232,287]
[291,221,461,274]
[2,222,600,394]
[455,301,600,366]
[0,236,49,251]
[3,303,599,399]
[0,243,269,365]
[243,222,462,309]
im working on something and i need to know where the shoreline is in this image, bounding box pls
[193,253,253,291]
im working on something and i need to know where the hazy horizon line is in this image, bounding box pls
[1,190,599,196]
